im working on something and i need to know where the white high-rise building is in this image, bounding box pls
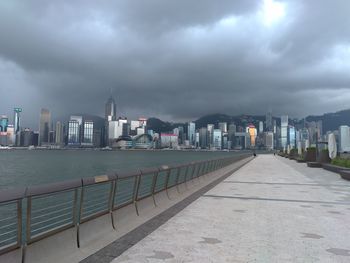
[339,125,350,152]
[281,115,288,149]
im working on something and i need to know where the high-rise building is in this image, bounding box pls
[55,121,64,145]
[0,115,8,133]
[264,132,274,150]
[259,121,264,133]
[20,128,34,147]
[13,108,22,134]
[82,121,94,146]
[213,129,222,150]
[339,125,350,152]
[247,125,257,147]
[68,120,80,145]
[207,124,214,148]
[199,127,208,149]
[218,122,227,133]
[288,125,296,148]
[187,122,196,146]
[68,116,83,146]
[105,95,117,145]
[105,96,117,122]
[266,110,273,132]
[281,115,288,149]
[39,108,51,145]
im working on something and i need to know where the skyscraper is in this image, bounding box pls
[55,121,64,145]
[187,122,196,146]
[0,116,8,133]
[218,122,227,133]
[13,108,22,134]
[82,121,94,146]
[39,108,51,145]
[105,96,117,122]
[207,124,214,148]
[281,115,288,149]
[105,95,117,146]
[339,125,350,152]
[266,110,273,131]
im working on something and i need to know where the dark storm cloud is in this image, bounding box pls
[0,0,350,128]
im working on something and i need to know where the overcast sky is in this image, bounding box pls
[1,0,350,128]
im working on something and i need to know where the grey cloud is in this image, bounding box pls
[0,0,350,129]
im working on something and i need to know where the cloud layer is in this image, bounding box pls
[0,0,350,128]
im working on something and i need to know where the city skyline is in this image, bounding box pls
[1,1,350,127]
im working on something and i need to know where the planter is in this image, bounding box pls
[318,150,331,164]
[322,163,350,173]
[339,170,350,181]
[307,162,322,168]
[305,148,316,162]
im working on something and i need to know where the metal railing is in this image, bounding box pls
[0,153,250,261]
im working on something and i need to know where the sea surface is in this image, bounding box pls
[0,149,248,189]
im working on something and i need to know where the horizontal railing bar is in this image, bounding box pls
[84,193,109,203]
[0,228,17,238]
[31,200,74,214]
[82,206,109,218]
[31,211,72,227]
[31,206,72,220]
[82,195,109,206]
[0,222,17,231]
[30,218,72,235]
[0,216,17,223]
[0,236,17,246]
[82,200,109,212]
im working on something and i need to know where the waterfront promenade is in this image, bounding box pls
[103,155,350,262]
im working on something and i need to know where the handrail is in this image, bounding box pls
[0,153,251,259]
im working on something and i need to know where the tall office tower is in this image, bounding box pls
[0,115,8,133]
[207,124,214,148]
[39,108,51,145]
[259,121,264,134]
[105,95,117,145]
[199,127,208,149]
[288,125,296,148]
[266,110,273,131]
[68,116,83,146]
[55,121,64,145]
[187,122,196,146]
[246,125,257,147]
[105,96,117,121]
[213,129,222,150]
[82,121,94,146]
[281,115,288,149]
[218,122,227,133]
[228,123,236,149]
[13,108,22,134]
[178,126,185,145]
[339,125,350,152]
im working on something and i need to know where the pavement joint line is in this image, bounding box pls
[79,157,254,263]
[202,194,350,206]
[222,181,350,187]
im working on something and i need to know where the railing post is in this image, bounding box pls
[175,167,181,193]
[151,170,159,207]
[184,165,190,189]
[108,179,116,230]
[164,169,171,200]
[77,185,85,248]
[133,174,141,216]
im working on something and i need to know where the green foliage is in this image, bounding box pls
[321,149,329,153]
[307,147,316,151]
[331,158,350,168]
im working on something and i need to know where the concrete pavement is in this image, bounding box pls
[111,155,350,263]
